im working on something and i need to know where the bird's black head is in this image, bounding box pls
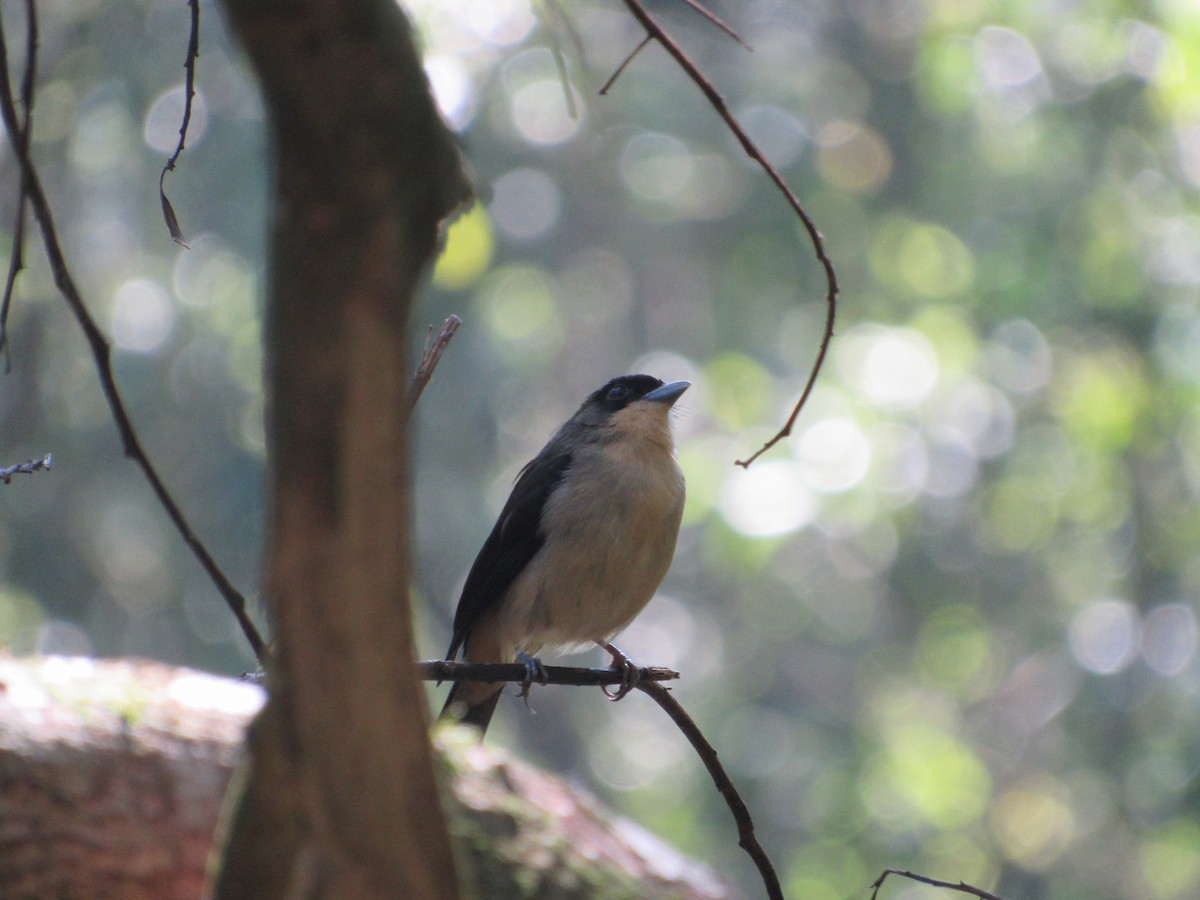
[587,374,666,414]
[566,375,691,436]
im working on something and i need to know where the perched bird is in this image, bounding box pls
[441,374,689,735]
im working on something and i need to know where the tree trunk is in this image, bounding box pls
[210,2,470,897]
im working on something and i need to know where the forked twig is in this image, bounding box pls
[601,0,750,96]
[870,869,1007,900]
[0,0,36,373]
[0,13,266,663]
[158,0,200,247]
[606,0,839,468]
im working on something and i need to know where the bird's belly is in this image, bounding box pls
[498,477,682,657]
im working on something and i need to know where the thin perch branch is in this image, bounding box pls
[0,14,266,664]
[420,659,679,687]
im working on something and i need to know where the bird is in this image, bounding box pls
[440,374,689,735]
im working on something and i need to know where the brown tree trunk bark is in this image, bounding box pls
[210,2,470,897]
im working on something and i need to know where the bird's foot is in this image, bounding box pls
[599,641,640,702]
[515,652,549,700]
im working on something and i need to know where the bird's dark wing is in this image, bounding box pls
[445,450,573,661]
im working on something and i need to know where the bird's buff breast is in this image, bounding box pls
[499,447,684,657]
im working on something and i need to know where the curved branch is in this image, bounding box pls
[637,681,783,900]
[158,0,200,246]
[421,660,783,900]
[0,14,267,664]
[608,0,839,468]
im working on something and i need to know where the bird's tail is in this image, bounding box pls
[439,680,503,737]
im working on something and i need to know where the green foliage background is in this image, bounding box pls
[2,0,1199,896]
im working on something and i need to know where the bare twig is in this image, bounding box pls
[606,0,839,468]
[405,314,461,418]
[0,0,36,374]
[420,659,679,687]
[870,869,1006,900]
[423,659,782,900]
[599,35,652,96]
[637,681,783,900]
[674,0,751,51]
[601,0,751,98]
[158,0,199,247]
[0,453,51,483]
[0,14,266,664]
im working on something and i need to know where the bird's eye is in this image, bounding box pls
[607,385,629,401]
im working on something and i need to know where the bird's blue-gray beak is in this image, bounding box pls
[644,380,691,406]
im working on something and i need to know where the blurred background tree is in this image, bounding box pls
[2,0,1199,897]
